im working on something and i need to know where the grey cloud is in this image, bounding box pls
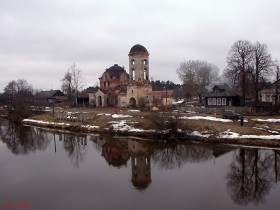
[1,0,280,91]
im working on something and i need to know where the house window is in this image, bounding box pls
[208,98,212,105]
[212,98,217,105]
[217,98,221,105]
[222,98,226,105]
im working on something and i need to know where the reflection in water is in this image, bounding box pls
[0,120,50,155]
[62,133,88,168]
[273,150,280,183]
[101,138,130,168]
[128,140,153,190]
[152,143,234,170]
[152,144,213,169]
[2,119,280,207]
[92,135,236,191]
[226,148,280,205]
[93,136,153,189]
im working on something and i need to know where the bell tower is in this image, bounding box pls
[128,44,149,82]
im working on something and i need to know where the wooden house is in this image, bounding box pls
[204,85,241,107]
[35,90,67,104]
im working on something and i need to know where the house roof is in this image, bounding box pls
[85,86,98,93]
[205,85,240,97]
[35,90,65,99]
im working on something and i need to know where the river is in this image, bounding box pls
[0,119,280,210]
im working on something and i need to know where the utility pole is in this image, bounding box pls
[165,87,167,109]
[276,66,279,113]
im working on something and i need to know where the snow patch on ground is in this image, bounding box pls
[23,117,280,141]
[127,110,141,112]
[253,126,279,134]
[112,114,132,118]
[81,125,99,129]
[252,118,280,122]
[218,129,280,140]
[97,113,111,116]
[180,116,233,122]
[190,131,212,138]
[23,119,100,129]
[218,130,240,138]
[22,119,70,126]
[185,111,197,114]
[109,120,144,132]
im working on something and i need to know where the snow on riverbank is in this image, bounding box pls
[217,129,280,140]
[22,119,100,130]
[112,114,132,118]
[252,118,280,123]
[22,119,70,126]
[108,120,145,132]
[22,115,280,141]
[180,116,233,122]
[127,110,141,112]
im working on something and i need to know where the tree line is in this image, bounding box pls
[177,40,277,106]
[1,39,279,121]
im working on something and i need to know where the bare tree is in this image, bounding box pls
[224,40,253,106]
[61,63,84,106]
[249,42,273,103]
[4,79,33,95]
[3,79,34,122]
[275,63,280,112]
[176,60,219,103]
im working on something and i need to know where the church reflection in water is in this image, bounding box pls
[91,135,236,191]
[2,122,280,206]
[129,140,152,190]
[92,135,153,190]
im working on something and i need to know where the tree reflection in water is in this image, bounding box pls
[152,143,222,169]
[62,133,87,168]
[0,120,50,155]
[3,119,280,206]
[273,150,280,183]
[226,148,280,205]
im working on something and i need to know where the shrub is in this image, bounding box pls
[146,111,185,134]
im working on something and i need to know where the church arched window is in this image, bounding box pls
[144,59,148,65]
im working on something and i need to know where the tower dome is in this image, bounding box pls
[129,44,148,54]
[106,64,125,78]
[128,44,149,82]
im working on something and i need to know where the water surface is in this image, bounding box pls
[1,119,280,210]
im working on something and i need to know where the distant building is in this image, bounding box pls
[96,64,129,107]
[204,85,241,107]
[93,44,173,108]
[259,82,279,104]
[35,90,67,104]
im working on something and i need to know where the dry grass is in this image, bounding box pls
[182,119,269,135]
[27,107,280,136]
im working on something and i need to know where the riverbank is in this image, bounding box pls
[18,107,280,148]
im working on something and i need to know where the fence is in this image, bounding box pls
[57,111,86,122]
[181,106,263,115]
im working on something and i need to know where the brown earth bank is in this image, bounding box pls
[15,106,280,149]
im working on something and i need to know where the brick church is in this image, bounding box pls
[88,44,173,108]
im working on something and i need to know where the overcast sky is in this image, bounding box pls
[1,0,280,92]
